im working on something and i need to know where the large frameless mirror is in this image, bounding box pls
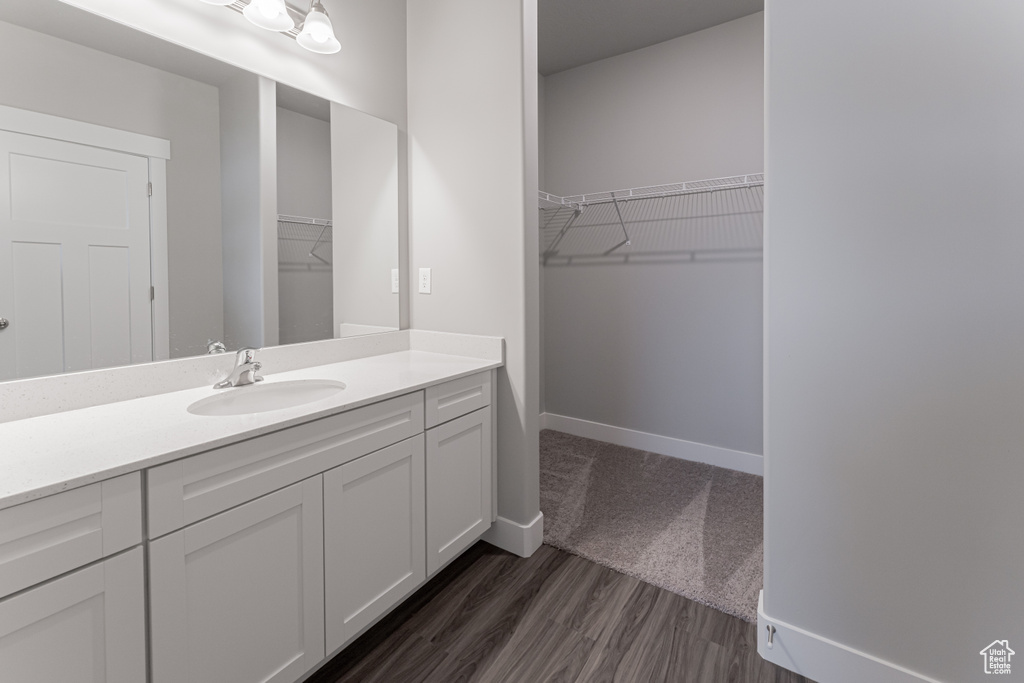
[0,0,399,382]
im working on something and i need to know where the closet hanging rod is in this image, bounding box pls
[539,173,764,208]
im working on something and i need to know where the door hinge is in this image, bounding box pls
[147,182,153,197]
[150,286,155,301]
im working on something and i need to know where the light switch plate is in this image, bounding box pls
[418,268,431,294]
[391,269,399,294]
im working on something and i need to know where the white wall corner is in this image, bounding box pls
[541,412,763,476]
[482,512,543,557]
[757,592,943,683]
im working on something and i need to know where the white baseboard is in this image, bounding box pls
[482,512,544,557]
[540,412,763,476]
[757,592,942,683]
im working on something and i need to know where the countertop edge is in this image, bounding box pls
[0,353,502,511]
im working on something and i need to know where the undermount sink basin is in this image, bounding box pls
[187,379,347,417]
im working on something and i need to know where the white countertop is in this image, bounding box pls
[0,350,500,511]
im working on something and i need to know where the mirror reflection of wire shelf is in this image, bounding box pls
[278,215,333,268]
[539,174,763,266]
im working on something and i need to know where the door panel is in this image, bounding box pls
[0,130,152,380]
[149,477,325,683]
[0,548,146,683]
[88,246,132,370]
[324,435,425,651]
[10,242,64,378]
[426,407,492,575]
[9,152,130,229]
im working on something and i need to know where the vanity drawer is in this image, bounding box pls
[148,391,425,538]
[424,371,492,428]
[0,473,142,599]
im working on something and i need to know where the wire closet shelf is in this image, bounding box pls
[278,214,332,267]
[539,173,764,265]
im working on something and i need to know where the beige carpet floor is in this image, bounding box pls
[540,429,763,622]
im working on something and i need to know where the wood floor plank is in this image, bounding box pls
[307,543,814,683]
[684,596,759,655]
[545,555,641,642]
[426,546,570,682]
[573,580,661,682]
[484,617,595,683]
[336,633,448,683]
[610,588,689,683]
[419,546,550,649]
[398,545,515,639]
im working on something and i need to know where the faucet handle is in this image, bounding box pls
[236,347,259,364]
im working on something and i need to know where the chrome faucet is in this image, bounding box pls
[215,348,264,389]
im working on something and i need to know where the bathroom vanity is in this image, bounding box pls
[0,335,500,683]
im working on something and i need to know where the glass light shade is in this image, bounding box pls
[297,4,340,54]
[243,0,294,32]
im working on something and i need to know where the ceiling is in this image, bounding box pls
[539,0,763,76]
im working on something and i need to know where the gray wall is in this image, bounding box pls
[277,106,333,345]
[0,19,224,359]
[541,13,764,455]
[277,107,332,220]
[408,0,541,529]
[765,2,1024,681]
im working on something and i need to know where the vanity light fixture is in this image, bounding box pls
[200,0,341,54]
[243,0,294,32]
[297,1,341,54]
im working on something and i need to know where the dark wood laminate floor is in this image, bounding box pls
[307,543,813,683]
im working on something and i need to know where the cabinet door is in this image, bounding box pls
[426,407,492,576]
[324,435,425,652]
[150,477,324,683]
[0,547,145,683]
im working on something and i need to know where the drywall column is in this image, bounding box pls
[220,73,277,350]
[762,2,1024,682]
[331,103,400,335]
[408,0,542,554]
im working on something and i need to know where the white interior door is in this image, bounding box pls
[0,130,152,380]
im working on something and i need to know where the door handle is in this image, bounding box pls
[0,318,8,330]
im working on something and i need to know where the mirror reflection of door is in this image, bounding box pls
[0,121,155,381]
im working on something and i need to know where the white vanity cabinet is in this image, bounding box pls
[425,407,493,576]
[324,435,426,651]
[2,367,496,683]
[424,372,494,576]
[0,474,145,683]
[149,477,325,683]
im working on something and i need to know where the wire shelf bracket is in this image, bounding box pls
[278,214,333,267]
